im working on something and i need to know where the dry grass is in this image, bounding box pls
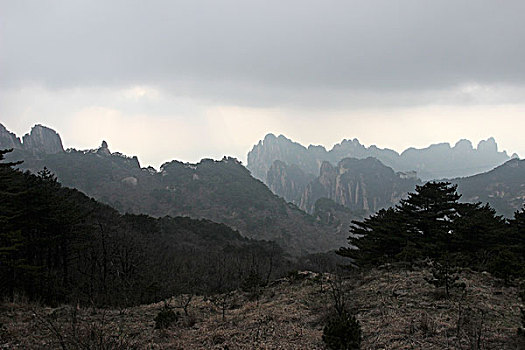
[0,268,522,349]
[353,267,522,349]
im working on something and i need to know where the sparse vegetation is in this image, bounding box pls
[323,310,362,350]
[339,182,524,281]
[1,147,524,349]
[154,308,179,329]
[1,267,521,349]
[425,259,465,298]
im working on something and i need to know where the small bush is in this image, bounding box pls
[287,270,308,283]
[241,271,265,301]
[419,312,437,337]
[154,308,179,329]
[425,260,465,298]
[322,310,361,350]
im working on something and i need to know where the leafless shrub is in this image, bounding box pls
[456,306,485,350]
[419,311,437,337]
[32,306,140,349]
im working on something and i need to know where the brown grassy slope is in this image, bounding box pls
[0,267,522,349]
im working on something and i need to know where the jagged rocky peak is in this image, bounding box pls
[477,137,498,153]
[454,139,474,152]
[247,132,314,181]
[307,144,328,153]
[263,133,277,143]
[97,140,111,155]
[249,134,513,184]
[22,124,64,154]
[0,123,23,150]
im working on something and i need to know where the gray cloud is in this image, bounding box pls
[2,0,525,106]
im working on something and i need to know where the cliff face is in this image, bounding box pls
[266,160,315,206]
[247,134,325,181]
[247,134,512,185]
[21,124,64,154]
[0,123,23,150]
[300,158,420,214]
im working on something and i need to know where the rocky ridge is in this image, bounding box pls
[0,123,22,149]
[300,157,420,214]
[247,134,512,187]
[2,124,350,255]
[0,123,64,154]
[454,158,525,217]
[267,160,315,206]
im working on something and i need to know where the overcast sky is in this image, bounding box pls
[1,0,524,167]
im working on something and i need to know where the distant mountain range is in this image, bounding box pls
[247,133,521,214]
[248,133,516,184]
[1,123,523,258]
[0,124,354,255]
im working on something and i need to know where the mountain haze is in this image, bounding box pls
[454,158,525,217]
[248,134,513,185]
[0,124,350,255]
[300,158,420,214]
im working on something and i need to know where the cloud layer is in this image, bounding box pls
[2,1,525,102]
[1,1,524,166]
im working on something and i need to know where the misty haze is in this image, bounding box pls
[1,1,524,349]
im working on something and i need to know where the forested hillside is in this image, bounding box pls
[0,149,289,307]
[0,123,350,255]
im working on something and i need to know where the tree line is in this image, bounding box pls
[0,149,288,307]
[339,181,524,281]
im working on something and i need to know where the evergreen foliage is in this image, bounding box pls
[322,310,362,350]
[241,270,265,301]
[424,258,465,298]
[339,182,524,280]
[0,149,289,306]
[154,308,179,329]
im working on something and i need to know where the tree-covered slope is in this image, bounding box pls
[0,149,288,306]
[6,141,344,255]
[453,158,525,217]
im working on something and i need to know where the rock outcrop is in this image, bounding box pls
[0,123,23,150]
[96,140,111,156]
[300,157,420,214]
[266,160,315,206]
[247,134,323,181]
[21,124,64,154]
[247,134,512,186]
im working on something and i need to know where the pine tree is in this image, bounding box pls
[323,310,362,350]
[397,182,461,258]
[339,182,463,266]
[338,207,410,266]
[0,149,27,299]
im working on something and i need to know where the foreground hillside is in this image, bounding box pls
[1,266,522,349]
